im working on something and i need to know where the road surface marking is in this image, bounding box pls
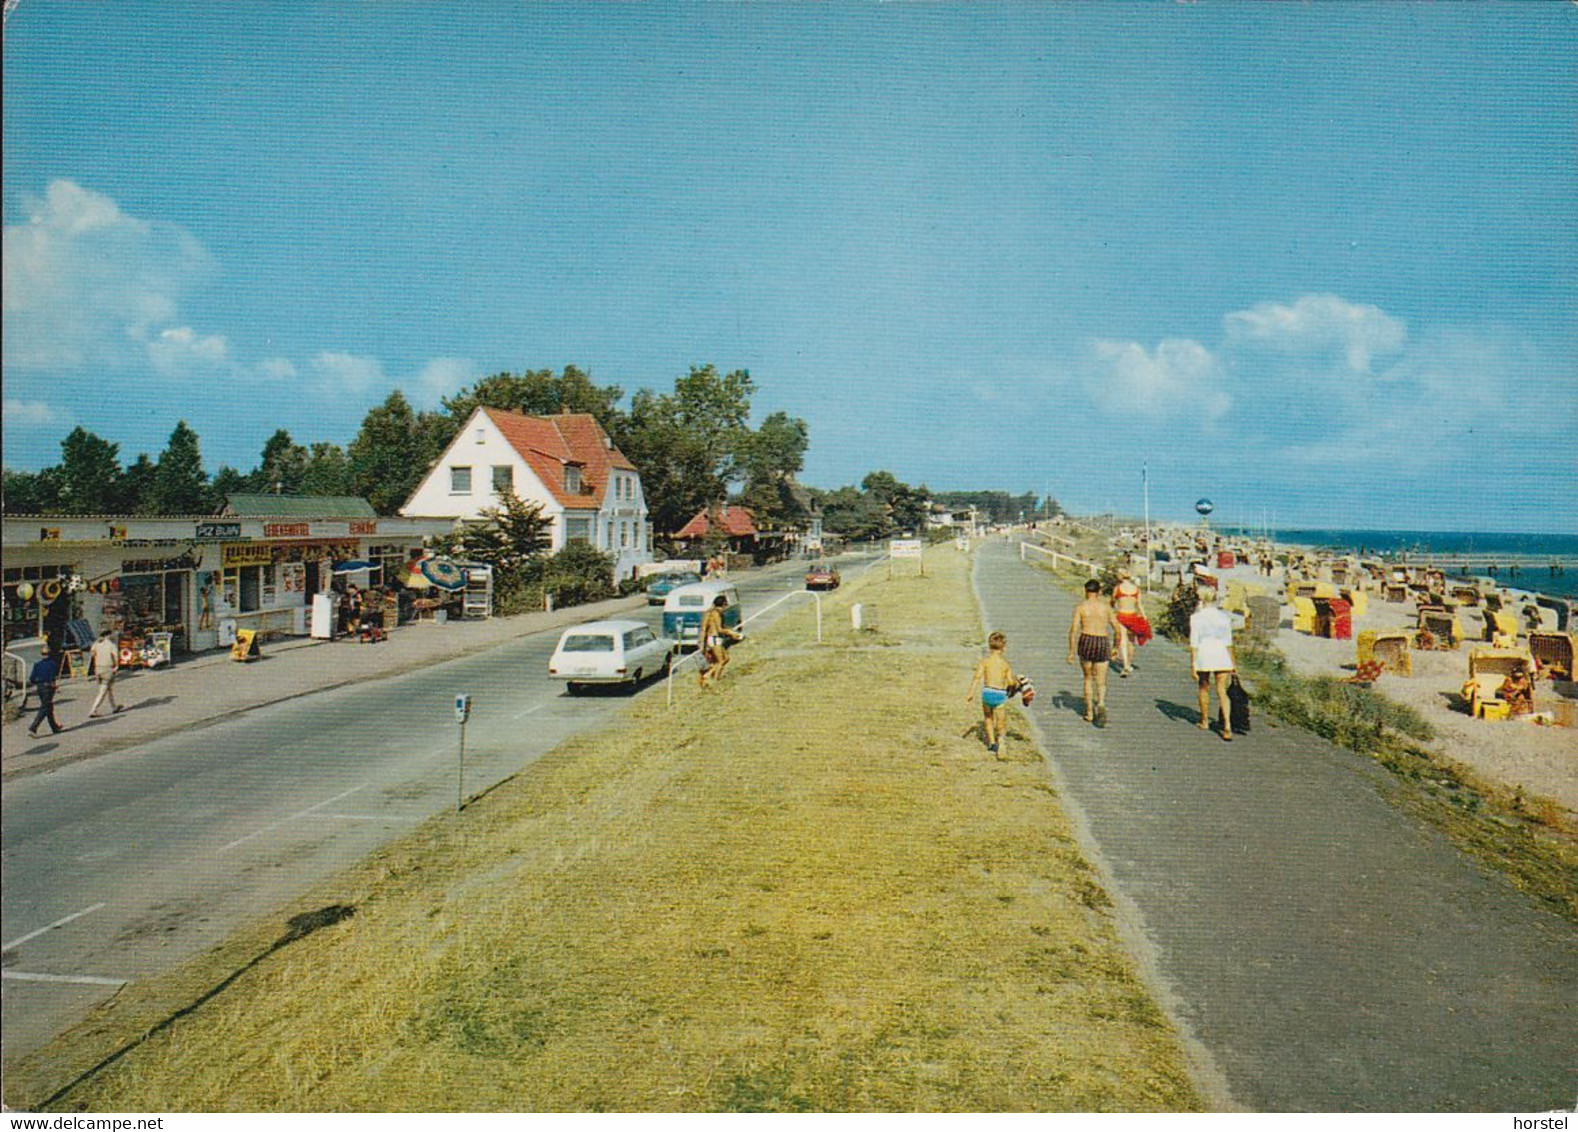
[510,703,547,721]
[2,970,128,987]
[3,903,106,952]
[216,783,368,854]
[320,813,423,822]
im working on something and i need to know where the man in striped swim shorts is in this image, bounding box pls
[1067,578,1121,725]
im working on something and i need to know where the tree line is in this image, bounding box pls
[811,475,1057,542]
[1,364,812,536]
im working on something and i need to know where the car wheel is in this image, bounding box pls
[632,668,643,685]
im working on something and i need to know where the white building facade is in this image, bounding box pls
[401,408,653,582]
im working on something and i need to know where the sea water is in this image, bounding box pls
[1221,528,1578,600]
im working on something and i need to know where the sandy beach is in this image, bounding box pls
[1200,557,1578,816]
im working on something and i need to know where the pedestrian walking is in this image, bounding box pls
[697,594,743,688]
[27,643,66,737]
[1112,568,1152,677]
[966,631,1015,755]
[1190,588,1238,741]
[87,628,127,717]
[1067,578,1121,725]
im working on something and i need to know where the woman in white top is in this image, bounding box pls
[1189,588,1237,741]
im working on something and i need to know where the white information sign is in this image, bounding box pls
[890,539,923,559]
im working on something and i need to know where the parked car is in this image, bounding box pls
[804,562,841,590]
[645,570,702,605]
[662,580,743,649]
[548,619,674,693]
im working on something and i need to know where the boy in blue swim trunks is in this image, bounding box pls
[967,631,1015,755]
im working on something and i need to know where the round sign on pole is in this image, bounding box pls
[1195,498,1215,516]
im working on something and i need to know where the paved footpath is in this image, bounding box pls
[976,539,1576,1112]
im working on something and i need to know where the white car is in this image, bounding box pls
[548,619,674,693]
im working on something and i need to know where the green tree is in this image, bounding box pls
[211,465,250,503]
[442,365,624,432]
[255,429,308,494]
[860,470,929,535]
[737,410,810,531]
[817,484,893,541]
[146,421,214,515]
[616,364,755,536]
[2,467,64,514]
[299,442,353,496]
[57,427,123,514]
[122,454,157,515]
[458,489,552,578]
[348,392,450,515]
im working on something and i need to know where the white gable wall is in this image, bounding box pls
[401,410,564,526]
[402,409,654,578]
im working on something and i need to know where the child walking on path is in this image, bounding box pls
[967,631,1015,756]
[1068,579,1121,725]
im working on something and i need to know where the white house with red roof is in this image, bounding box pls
[400,407,653,580]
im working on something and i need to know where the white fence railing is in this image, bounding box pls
[666,589,823,710]
[1020,540,1098,577]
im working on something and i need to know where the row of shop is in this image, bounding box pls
[3,505,456,661]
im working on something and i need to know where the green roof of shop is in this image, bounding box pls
[222,494,378,518]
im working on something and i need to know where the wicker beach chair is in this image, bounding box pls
[1383,581,1410,602]
[1417,605,1464,649]
[1450,585,1482,608]
[1482,609,1520,648]
[1528,631,1576,682]
[1246,596,1282,643]
[1463,647,1534,719]
[1292,596,1318,635]
[1371,631,1412,677]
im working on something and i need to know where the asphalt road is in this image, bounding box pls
[1,556,856,1063]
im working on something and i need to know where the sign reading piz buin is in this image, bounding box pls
[196,522,242,541]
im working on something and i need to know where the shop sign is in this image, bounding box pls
[222,543,274,568]
[40,528,61,541]
[121,538,185,548]
[122,553,199,574]
[272,540,357,564]
[263,522,311,539]
[349,520,378,535]
[196,522,242,541]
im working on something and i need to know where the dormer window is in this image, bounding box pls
[564,464,583,493]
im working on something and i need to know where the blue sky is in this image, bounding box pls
[4,2,1575,530]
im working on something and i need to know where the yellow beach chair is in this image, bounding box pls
[1463,647,1533,719]
[1342,589,1369,618]
[1483,609,1520,648]
[1417,605,1464,650]
[1292,596,1318,634]
[1371,631,1412,677]
[1528,631,1576,682]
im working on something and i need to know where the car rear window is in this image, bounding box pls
[561,634,615,652]
[678,595,704,608]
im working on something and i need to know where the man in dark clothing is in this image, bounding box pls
[28,644,66,737]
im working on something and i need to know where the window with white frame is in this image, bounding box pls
[564,464,582,493]
[450,466,473,494]
[620,521,629,548]
[564,515,593,544]
[492,465,513,493]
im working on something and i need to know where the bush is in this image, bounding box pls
[536,543,616,608]
[1156,583,1199,642]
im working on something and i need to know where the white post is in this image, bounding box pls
[1143,461,1152,592]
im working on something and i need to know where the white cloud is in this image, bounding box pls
[257,357,299,382]
[145,325,231,377]
[1224,293,1407,373]
[414,357,476,407]
[309,351,385,396]
[2,399,62,427]
[2,179,216,369]
[1086,337,1231,421]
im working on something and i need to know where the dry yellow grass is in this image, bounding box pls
[12,545,1203,1112]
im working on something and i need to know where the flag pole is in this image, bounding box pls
[1142,461,1152,593]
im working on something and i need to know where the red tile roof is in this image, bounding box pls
[675,504,759,539]
[481,408,636,510]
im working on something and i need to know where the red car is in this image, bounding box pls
[805,563,841,590]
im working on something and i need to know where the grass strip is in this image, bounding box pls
[11,546,1203,1113]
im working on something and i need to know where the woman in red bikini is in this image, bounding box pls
[1112,568,1151,678]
